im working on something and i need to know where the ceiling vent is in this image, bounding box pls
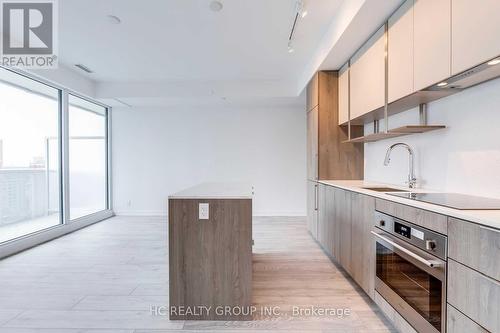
[75,64,93,74]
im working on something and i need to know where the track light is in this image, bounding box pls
[296,0,307,18]
[287,1,306,53]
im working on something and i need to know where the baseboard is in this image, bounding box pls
[114,210,166,216]
[253,212,306,217]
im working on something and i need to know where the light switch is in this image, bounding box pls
[199,203,209,220]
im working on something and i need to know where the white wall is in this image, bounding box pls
[112,102,306,216]
[365,77,500,199]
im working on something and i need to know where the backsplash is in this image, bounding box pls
[364,77,500,199]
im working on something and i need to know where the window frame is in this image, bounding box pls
[0,65,112,242]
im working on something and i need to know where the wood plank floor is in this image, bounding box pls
[0,216,395,332]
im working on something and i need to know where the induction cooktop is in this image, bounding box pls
[388,192,500,210]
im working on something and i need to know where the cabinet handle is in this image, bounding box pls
[314,184,318,211]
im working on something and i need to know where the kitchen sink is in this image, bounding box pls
[361,187,409,193]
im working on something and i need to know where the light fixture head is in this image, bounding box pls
[209,1,223,12]
[106,15,121,25]
[287,41,294,53]
[296,0,307,18]
[437,81,448,87]
[487,58,500,66]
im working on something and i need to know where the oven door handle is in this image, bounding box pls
[371,231,443,268]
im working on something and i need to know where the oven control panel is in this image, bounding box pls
[374,211,447,260]
[394,221,411,238]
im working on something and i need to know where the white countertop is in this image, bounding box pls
[318,180,500,230]
[169,182,254,199]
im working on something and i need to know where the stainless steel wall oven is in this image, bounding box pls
[373,212,447,333]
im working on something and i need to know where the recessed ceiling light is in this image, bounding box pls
[487,58,500,66]
[209,1,223,12]
[437,81,448,87]
[106,15,121,24]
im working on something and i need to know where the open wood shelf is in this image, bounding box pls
[343,125,446,143]
[388,125,446,133]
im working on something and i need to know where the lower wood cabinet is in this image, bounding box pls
[447,304,489,333]
[448,217,500,281]
[317,183,327,248]
[308,186,500,331]
[447,259,499,332]
[350,193,375,299]
[317,184,335,257]
[334,188,352,274]
[311,185,376,300]
[307,181,318,239]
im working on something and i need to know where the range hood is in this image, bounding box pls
[426,56,500,91]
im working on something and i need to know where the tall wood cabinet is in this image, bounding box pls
[306,107,318,181]
[305,71,364,182]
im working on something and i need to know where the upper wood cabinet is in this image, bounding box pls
[388,0,414,103]
[338,63,349,125]
[350,26,385,119]
[451,0,500,75]
[306,73,319,112]
[413,0,451,91]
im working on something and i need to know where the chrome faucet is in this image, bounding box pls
[384,143,417,189]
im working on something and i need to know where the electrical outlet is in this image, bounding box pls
[199,203,209,220]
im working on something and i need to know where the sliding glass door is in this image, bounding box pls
[68,95,108,220]
[0,67,111,244]
[0,68,61,243]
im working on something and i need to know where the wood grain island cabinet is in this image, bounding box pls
[168,183,253,321]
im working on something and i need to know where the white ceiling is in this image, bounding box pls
[59,0,343,83]
[45,0,403,107]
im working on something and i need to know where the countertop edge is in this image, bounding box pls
[316,180,500,231]
[168,195,253,200]
[169,182,254,200]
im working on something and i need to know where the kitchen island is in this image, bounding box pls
[168,183,253,320]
